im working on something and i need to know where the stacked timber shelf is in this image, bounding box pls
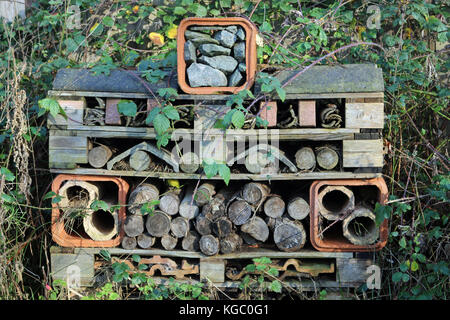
[48,18,387,293]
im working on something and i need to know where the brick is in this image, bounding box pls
[298,100,316,127]
[105,98,122,125]
[259,101,277,127]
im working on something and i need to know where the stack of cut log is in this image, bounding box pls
[122,181,310,255]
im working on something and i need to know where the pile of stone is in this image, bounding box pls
[184,25,246,87]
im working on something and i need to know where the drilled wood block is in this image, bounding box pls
[259,101,277,127]
[47,98,85,128]
[343,140,384,167]
[105,98,122,125]
[345,102,384,129]
[200,258,225,283]
[298,100,316,127]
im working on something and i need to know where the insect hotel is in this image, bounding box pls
[48,18,387,293]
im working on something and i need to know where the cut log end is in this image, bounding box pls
[220,233,243,254]
[179,152,200,173]
[161,234,178,250]
[295,147,316,171]
[145,210,171,237]
[159,192,180,216]
[137,233,156,249]
[316,146,339,170]
[121,236,137,250]
[129,150,151,171]
[212,217,233,239]
[199,235,220,256]
[274,220,306,252]
[123,214,144,238]
[171,216,190,238]
[182,231,200,251]
[228,200,252,226]
[88,145,113,169]
[263,196,285,218]
[195,183,216,206]
[287,197,310,220]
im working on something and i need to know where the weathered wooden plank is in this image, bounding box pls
[49,136,88,150]
[345,102,384,129]
[48,126,357,141]
[268,64,384,94]
[336,258,373,284]
[343,140,384,167]
[200,258,225,283]
[49,148,88,168]
[69,247,353,259]
[49,168,382,180]
[50,251,94,287]
[48,90,385,101]
[52,68,178,93]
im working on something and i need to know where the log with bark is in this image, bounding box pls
[241,183,270,205]
[212,216,233,239]
[182,230,200,251]
[220,233,243,254]
[179,152,200,173]
[194,183,216,206]
[128,183,160,215]
[244,151,279,174]
[179,184,200,220]
[241,216,269,242]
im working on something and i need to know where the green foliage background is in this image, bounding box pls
[0,0,448,299]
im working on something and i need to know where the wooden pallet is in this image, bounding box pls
[50,246,374,290]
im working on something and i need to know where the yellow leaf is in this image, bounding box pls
[149,32,165,46]
[167,180,180,188]
[167,25,178,39]
[90,23,100,34]
[132,5,139,14]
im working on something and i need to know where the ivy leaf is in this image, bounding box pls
[392,272,403,282]
[0,167,15,182]
[202,159,218,178]
[218,164,231,186]
[117,100,137,117]
[231,110,245,129]
[146,107,161,125]
[102,16,114,27]
[374,203,392,226]
[163,106,180,120]
[43,191,56,200]
[174,7,187,15]
[270,280,282,293]
[153,113,170,135]
[399,237,407,249]
[276,87,286,102]
[132,254,141,263]
[38,98,67,119]
[90,200,110,211]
